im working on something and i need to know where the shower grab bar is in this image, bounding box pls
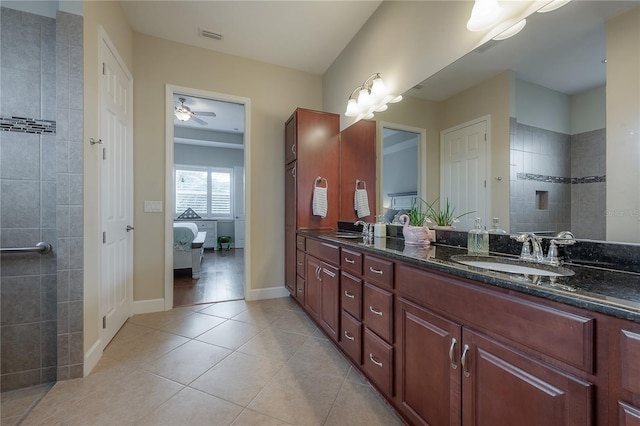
[0,242,52,254]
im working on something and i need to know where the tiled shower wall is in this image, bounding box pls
[509,119,572,234]
[0,7,83,392]
[509,118,606,239]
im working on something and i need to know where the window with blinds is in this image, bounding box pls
[175,166,233,219]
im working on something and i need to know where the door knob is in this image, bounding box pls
[126,225,134,232]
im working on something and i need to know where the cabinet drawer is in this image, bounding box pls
[364,255,394,289]
[620,329,640,395]
[296,235,305,251]
[363,283,393,343]
[341,248,363,276]
[363,327,393,396]
[306,238,339,265]
[397,264,595,372]
[341,272,362,320]
[296,275,305,300]
[296,250,305,278]
[340,311,362,364]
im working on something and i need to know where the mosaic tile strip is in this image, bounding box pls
[517,172,606,184]
[0,116,56,134]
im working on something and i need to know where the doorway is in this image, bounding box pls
[165,86,250,309]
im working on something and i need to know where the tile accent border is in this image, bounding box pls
[517,172,606,185]
[0,116,56,134]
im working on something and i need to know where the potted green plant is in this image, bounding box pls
[425,197,474,229]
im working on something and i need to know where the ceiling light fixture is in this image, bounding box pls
[537,0,571,13]
[492,19,527,40]
[466,0,504,32]
[174,97,193,121]
[344,73,402,120]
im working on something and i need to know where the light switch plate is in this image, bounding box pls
[144,201,163,213]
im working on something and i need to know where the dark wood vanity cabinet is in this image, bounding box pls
[610,321,640,425]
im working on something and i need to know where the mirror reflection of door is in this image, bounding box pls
[381,125,424,223]
[441,118,488,232]
[172,93,246,306]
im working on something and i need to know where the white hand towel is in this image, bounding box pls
[354,182,370,218]
[313,179,328,218]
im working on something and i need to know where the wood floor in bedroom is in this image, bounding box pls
[174,248,244,307]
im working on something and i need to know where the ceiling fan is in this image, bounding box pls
[174,97,217,125]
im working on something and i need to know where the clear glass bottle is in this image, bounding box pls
[374,214,387,238]
[468,217,489,255]
[488,217,507,234]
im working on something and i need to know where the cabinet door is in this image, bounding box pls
[319,263,339,341]
[284,228,296,295]
[395,297,462,426]
[363,283,393,343]
[462,328,594,426]
[285,111,296,165]
[305,256,322,318]
[285,162,296,228]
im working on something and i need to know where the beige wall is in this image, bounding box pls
[438,71,512,229]
[606,6,640,242]
[131,33,323,301]
[83,0,133,363]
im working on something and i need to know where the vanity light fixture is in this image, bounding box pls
[466,0,504,32]
[344,73,402,120]
[537,0,571,13]
[492,19,527,40]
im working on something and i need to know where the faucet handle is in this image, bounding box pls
[510,233,528,242]
[551,238,576,246]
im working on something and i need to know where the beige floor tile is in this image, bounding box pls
[144,339,232,384]
[156,312,227,338]
[109,321,154,345]
[103,329,190,366]
[237,328,308,362]
[1,387,48,419]
[286,336,350,380]
[196,319,264,350]
[312,327,329,340]
[231,306,285,327]
[54,371,183,425]
[20,406,66,426]
[200,300,249,319]
[231,409,292,426]
[1,416,21,425]
[345,366,369,386]
[324,380,403,426]
[137,387,243,426]
[253,297,300,312]
[270,309,318,336]
[128,308,195,329]
[190,351,284,406]
[247,365,344,425]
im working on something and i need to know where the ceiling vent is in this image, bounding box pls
[199,28,224,41]
[413,84,424,90]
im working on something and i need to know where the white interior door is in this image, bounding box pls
[234,165,245,248]
[100,33,133,348]
[441,119,488,231]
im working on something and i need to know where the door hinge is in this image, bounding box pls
[484,133,487,141]
[102,232,106,244]
[102,148,106,160]
[484,180,487,188]
[102,62,106,75]
[102,316,107,329]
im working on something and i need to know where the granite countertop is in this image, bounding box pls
[299,230,640,324]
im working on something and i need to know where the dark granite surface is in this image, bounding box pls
[300,229,640,324]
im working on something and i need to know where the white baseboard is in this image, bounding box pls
[83,338,103,377]
[246,285,289,301]
[133,298,166,315]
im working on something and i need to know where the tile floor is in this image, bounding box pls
[174,249,245,306]
[18,297,403,425]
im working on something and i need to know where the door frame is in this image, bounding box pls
[440,115,491,227]
[377,121,427,213]
[164,85,251,310]
[98,26,134,348]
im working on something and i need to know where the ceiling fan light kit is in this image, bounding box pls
[174,97,217,125]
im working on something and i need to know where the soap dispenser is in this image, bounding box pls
[468,217,489,255]
[488,217,507,234]
[374,215,387,238]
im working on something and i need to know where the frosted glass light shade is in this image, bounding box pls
[175,110,191,121]
[467,0,503,32]
[493,19,526,40]
[345,99,359,117]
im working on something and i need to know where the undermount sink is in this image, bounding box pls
[450,255,575,277]
[329,232,363,239]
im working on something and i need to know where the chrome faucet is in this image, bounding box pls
[510,231,576,266]
[354,220,371,235]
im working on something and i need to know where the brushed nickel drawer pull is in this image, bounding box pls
[344,331,355,341]
[297,261,303,266]
[344,257,355,264]
[369,306,383,316]
[344,291,355,299]
[297,288,303,293]
[369,353,383,368]
[449,338,458,370]
[369,266,383,275]
[461,344,471,378]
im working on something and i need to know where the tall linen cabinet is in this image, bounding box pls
[284,108,340,296]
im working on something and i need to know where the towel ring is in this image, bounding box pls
[315,176,328,188]
[356,179,366,190]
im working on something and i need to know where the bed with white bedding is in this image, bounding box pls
[173,222,206,279]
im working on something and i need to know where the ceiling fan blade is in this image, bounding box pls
[194,111,217,117]
[191,116,208,125]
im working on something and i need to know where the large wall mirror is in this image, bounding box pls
[375,0,640,242]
